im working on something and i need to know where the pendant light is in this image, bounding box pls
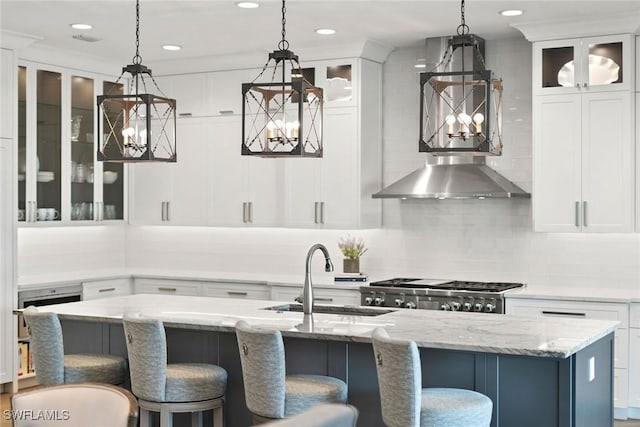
[97,0,177,162]
[242,0,324,157]
[419,0,503,156]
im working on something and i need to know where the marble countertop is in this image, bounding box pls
[42,293,618,359]
[505,284,640,303]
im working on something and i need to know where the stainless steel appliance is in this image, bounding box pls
[17,284,83,338]
[360,278,524,314]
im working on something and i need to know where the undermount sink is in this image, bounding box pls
[264,304,396,317]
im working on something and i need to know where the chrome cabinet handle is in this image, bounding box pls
[242,202,247,223]
[227,291,248,296]
[314,202,319,224]
[575,83,580,89]
[583,201,587,227]
[542,310,586,317]
[98,288,116,293]
[158,287,177,292]
[574,201,580,227]
[166,201,170,222]
[316,297,333,302]
[161,202,166,221]
[582,83,588,88]
[320,201,325,224]
[248,202,253,223]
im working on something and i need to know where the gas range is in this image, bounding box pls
[359,278,525,313]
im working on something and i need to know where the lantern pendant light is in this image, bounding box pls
[419,0,503,156]
[97,0,177,162]
[242,0,324,157]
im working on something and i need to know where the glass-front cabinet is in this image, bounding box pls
[17,61,125,224]
[534,34,633,95]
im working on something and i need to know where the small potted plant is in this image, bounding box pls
[338,235,367,273]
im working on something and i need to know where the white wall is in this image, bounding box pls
[17,37,640,290]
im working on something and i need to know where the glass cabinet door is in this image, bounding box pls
[17,66,26,222]
[540,44,577,89]
[101,80,124,221]
[587,41,624,88]
[36,69,62,222]
[70,76,95,221]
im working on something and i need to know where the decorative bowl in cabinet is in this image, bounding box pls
[103,171,118,184]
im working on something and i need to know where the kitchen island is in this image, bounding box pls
[39,294,618,427]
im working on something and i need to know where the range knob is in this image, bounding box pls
[364,296,374,305]
[405,301,416,309]
[485,303,496,313]
[394,298,405,307]
[451,301,461,311]
[374,293,386,306]
[474,302,484,312]
[440,303,451,311]
[463,302,473,312]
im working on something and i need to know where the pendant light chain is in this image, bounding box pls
[457,0,469,36]
[133,0,142,65]
[278,0,289,51]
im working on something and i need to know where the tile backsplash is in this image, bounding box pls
[17,37,640,290]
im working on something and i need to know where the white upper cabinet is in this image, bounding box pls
[129,117,210,226]
[17,62,126,225]
[154,73,214,118]
[283,58,382,229]
[534,34,633,95]
[129,56,381,229]
[533,91,633,232]
[532,34,635,233]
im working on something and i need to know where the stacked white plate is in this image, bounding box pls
[37,171,54,182]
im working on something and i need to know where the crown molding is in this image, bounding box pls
[511,14,640,42]
[1,30,42,50]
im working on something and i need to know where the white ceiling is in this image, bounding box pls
[2,0,640,65]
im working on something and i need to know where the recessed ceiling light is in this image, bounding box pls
[70,23,93,30]
[500,9,523,17]
[162,44,182,51]
[236,1,259,8]
[315,28,336,35]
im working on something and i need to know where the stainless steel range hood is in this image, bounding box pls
[372,157,529,199]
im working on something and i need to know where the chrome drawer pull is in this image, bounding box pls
[316,297,333,302]
[158,287,177,292]
[98,288,116,293]
[227,291,248,296]
[542,310,586,317]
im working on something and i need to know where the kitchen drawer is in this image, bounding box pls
[314,288,361,306]
[83,278,132,300]
[630,303,640,328]
[506,298,629,326]
[134,278,202,296]
[203,282,270,300]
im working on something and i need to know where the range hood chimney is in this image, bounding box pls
[373,36,529,200]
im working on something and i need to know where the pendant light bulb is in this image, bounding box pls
[445,114,457,134]
[472,113,485,133]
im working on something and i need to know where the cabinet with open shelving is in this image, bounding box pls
[17,61,126,225]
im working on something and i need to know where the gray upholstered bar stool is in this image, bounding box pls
[122,315,227,427]
[235,320,348,424]
[371,328,493,427]
[23,307,127,386]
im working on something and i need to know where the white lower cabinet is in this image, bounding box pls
[82,278,132,300]
[506,297,629,411]
[629,304,640,415]
[134,278,202,296]
[270,285,360,306]
[202,281,270,300]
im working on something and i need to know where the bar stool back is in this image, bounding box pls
[235,320,348,423]
[23,307,127,386]
[372,328,493,427]
[123,315,227,427]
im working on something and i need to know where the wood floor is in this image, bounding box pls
[2,391,640,426]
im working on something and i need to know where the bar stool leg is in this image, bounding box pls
[160,404,172,427]
[213,406,224,426]
[140,408,152,427]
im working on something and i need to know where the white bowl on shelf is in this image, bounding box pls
[103,171,118,184]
